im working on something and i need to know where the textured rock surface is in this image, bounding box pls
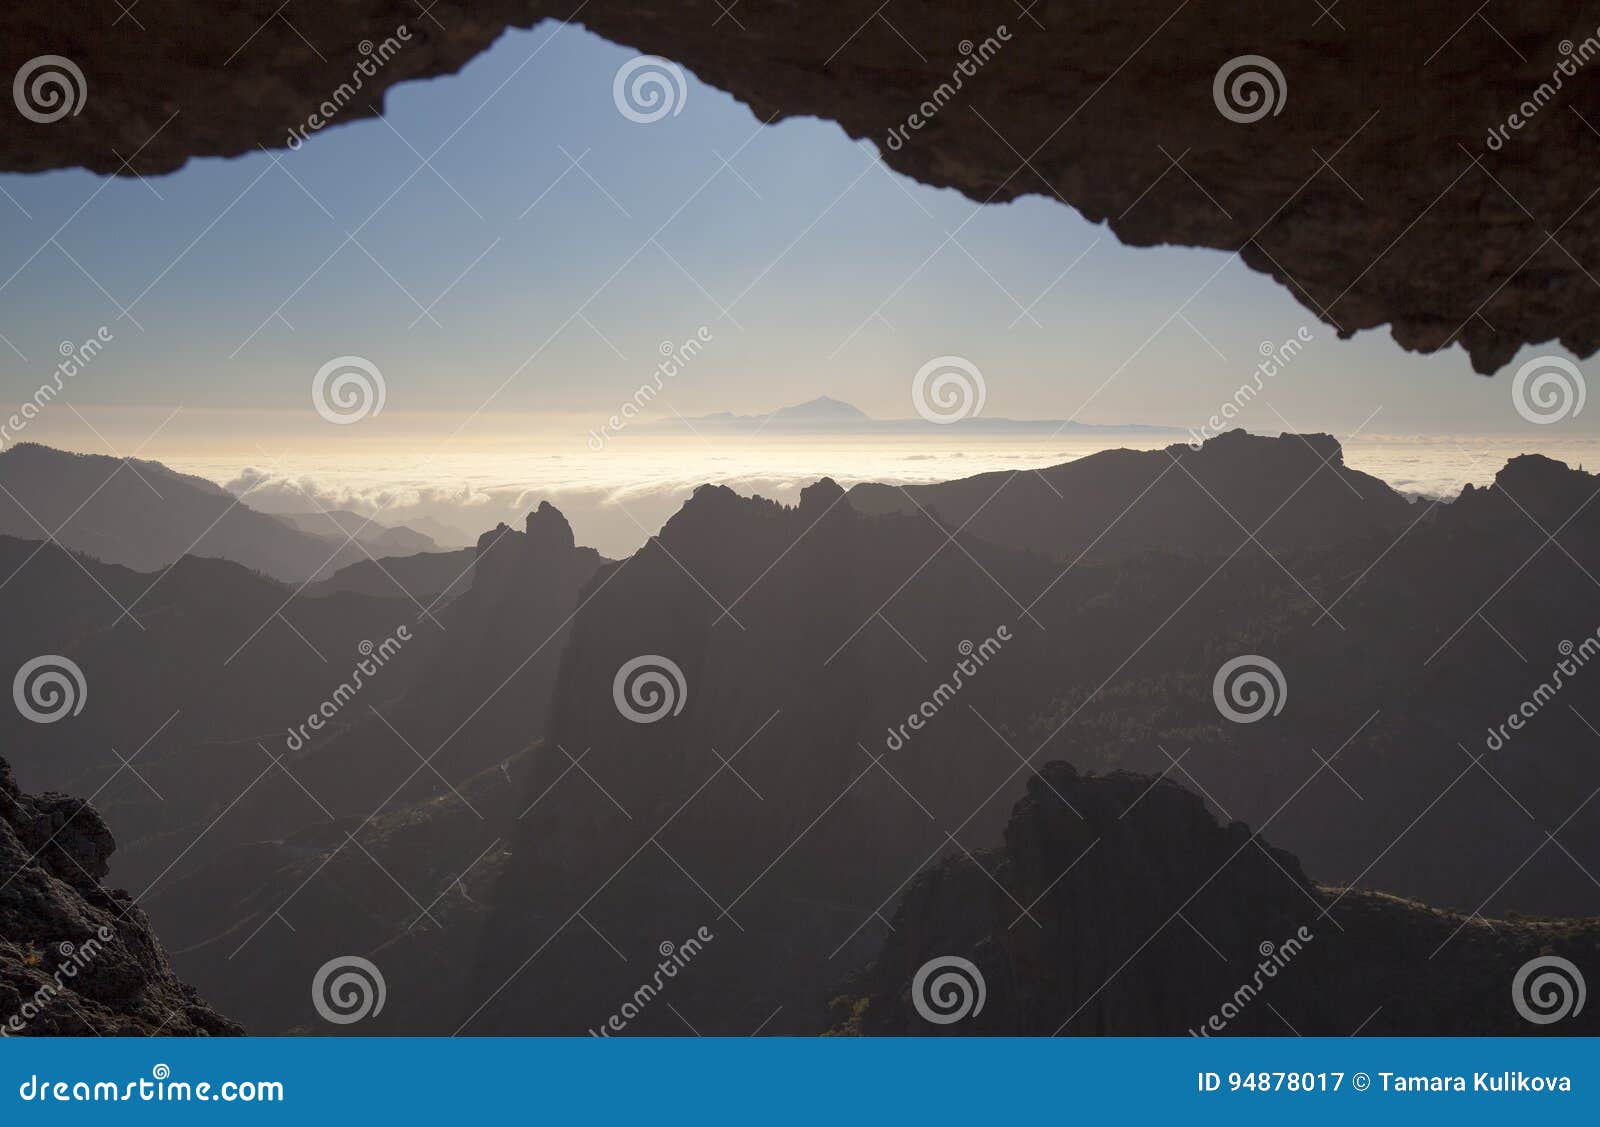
[0,756,241,1036]
[834,763,1600,1035]
[4,2,1599,371]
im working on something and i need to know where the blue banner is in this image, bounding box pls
[3,1037,1595,1123]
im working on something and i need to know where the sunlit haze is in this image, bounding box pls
[2,22,1595,556]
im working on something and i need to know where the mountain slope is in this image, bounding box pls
[460,444,1600,1034]
[275,510,437,557]
[0,443,366,581]
[305,547,476,603]
[0,536,434,891]
[0,500,605,1035]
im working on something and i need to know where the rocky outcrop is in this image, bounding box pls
[848,431,1415,561]
[834,763,1600,1035]
[0,757,241,1036]
[5,3,1599,371]
[463,477,1054,1033]
[472,502,585,601]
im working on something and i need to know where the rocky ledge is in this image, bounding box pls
[0,756,241,1036]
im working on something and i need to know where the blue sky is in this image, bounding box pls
[0,20,1593,444]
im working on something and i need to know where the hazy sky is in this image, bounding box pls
[0,21,1593,474]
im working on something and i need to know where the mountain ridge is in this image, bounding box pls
[4,431,1597,1035]
[0,443,366,583]
[636,396,1183,436]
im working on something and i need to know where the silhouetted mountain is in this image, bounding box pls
[402,515,476,549]
[1,756,240,1035]
[7,434,1599,1038]
[0,499,607,1034]
[772,395,870,423]
[275,510,437,557]
[459,438,1600,1034]
[462,475,1056,1032]
[0,536,433,891]
[149,506,607,1034]
[1036,448,1600,920]
[847,430,1414,560]
[0,443,366,581]
[833,764,1599,1035]
[306,547,476,603]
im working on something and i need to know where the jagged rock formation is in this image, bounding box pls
[0,757,241,1036]
[462,474,1067,1034]
[834,763,1600,1035]
[5,2,1599,370]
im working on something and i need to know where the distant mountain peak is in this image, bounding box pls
[770,396,871,421]
[640,397,1178,437]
